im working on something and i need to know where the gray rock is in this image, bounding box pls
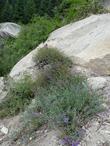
[0,22,21,38]
[27,130,61,146]
[0,77,7,103]
[7,14,110,146]
[87,77,107,91]
[46,14,110,75]
[10,14,110,80]
[103,0,110,10]
[9,43,44,80]
[81,109,110,146]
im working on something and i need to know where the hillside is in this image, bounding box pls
[0,1,110,146]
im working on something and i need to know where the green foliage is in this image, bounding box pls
[0,0,61,23]
[13,0,36,24]
[0,77,35,118]
[21,48,102,140]
[13,0,26,23]
[24,75,102,140]
[0,0,104,23]
[57,0,104,23]
[35,47,72,68]
[23,0,36,24]
[34,47,72,82]
[1,0,13,22]
[0,17,61,76]
[0,47,103,142]
[0,0,105,142]
[0,0,105,76]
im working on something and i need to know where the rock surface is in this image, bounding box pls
[9,43,44,80]
[46,14,110,75]
[27,130,60,146]
[103,0,110,10]
[0,77,7,103]
[0,23,20,38]
[10,14,110,80]
[3,14,110,146]
[81,77,110,146]
[87,77,107,91]
[0,115,21,145]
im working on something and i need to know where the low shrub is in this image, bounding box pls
[0,77,35,118]
[56,0,105,24]
[35,47,72,67]
[0,17,61,76]
[0,47,103,143]
[17,48,102,141]
[20,74,103,143]
[34,47,72,81]
[0,1,105,76]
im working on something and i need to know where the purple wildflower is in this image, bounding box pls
[64,137,72,145]
[59,139,66,145]
[60,136,80,146]
[72,141,80,146]
[60,137,72,145]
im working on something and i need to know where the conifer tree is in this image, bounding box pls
[1,0,13,22]
[24,0,36,23]
[13,0,25,23]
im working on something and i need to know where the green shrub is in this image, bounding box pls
[34,47,72,81]
[0,1,105,76]
[0,77,35,118]
[25,75,102,140]
[57,0,105,24]
[32,48,102,139]
[0,17,61,76]
[35,47,72,67]
[0,47,103,142]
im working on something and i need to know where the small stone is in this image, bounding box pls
[1,126,8,134]
[44,130,48,133]
[29,137,32,141]
[87,77,107,91]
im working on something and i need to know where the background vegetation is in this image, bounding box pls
[0,17,61,76]
[0,0,103,24]
[0,0,105,144]
[0,0,104,76]
[0,48,102,143]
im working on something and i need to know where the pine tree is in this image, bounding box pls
[24,0,36,23]
[13,0,25,23]
[39,0,49,15]
[0,0,63,23]
[1,0,13,22]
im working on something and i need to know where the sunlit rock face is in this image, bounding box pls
[10,14,110,80]
[46,14,110,75]
[3,13,110,146]
[0,22,20,38]
[0,77,7,103]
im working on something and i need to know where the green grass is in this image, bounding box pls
[56,0,104,24]
[16,48,103,141]
[0,48,103,142]
[0,1,105,143]
[0,47,72,118]
[0,17,61,76]
[0,0,105,76]
[34,47,72,81]
[0,77,35,118]
[30,75,102,140]
[35,47,72,67]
